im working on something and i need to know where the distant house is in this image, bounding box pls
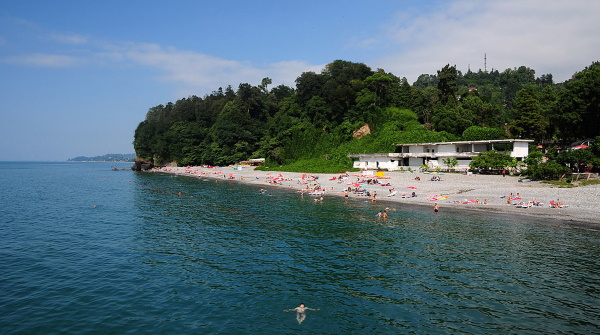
[239,158,265,166]
[348,139,534,171]
[569,138,595,150]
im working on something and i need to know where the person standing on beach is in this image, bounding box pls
[434,203,439,213]
[284,303,319,324]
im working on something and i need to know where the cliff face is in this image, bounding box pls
[131,158,154,171]
[353,123,371,139]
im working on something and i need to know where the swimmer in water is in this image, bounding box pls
[284,303,319,324]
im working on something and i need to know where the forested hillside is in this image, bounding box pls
[133,60,600,172]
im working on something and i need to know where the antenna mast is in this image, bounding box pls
[484,53,487,72]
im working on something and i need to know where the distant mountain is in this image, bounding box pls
[68,154,136,162]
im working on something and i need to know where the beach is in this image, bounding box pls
[153,166,600,226]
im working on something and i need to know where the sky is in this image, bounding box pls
[1,0,599,161]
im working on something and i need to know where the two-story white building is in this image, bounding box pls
[348,139,534,171]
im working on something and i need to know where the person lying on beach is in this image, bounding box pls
[284,303,319,324]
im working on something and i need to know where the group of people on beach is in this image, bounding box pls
[501,192,569,209]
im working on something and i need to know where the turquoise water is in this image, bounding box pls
[1,162,599,334]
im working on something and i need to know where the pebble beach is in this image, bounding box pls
[154,166,600,227]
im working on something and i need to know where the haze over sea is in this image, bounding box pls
[1,162,599,334]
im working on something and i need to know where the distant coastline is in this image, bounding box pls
[67,153,135,162]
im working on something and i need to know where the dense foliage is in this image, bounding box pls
[522,136,600,180]
[133,60,600,173]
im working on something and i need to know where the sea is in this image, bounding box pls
[1,161,599,334]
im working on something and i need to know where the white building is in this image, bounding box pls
[348,139,534,171]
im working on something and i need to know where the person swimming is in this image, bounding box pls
[284,303,319,324]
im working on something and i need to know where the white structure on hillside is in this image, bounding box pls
[348,139,534,171]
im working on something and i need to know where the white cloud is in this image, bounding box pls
[3,33,323,99]
[108,42,323,97]
[2,53,83,67]
[47,33,88,45]
[372,0,600,83]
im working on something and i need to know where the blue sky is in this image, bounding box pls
[1,0,599,161]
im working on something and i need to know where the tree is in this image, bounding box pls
[556,148,597,172]
[461,95,503,127]
[363,70,397,107]
[537,73,554,87]
[510,87,548,141]
[237,83,266,121]
[432,105,475,134]
[207,100,261,165]
[555,89,584,141]
[396,77,413,110]
[538,85,559,139]
[462,126,505,141]
[413,73,438,88]
[469,150,516,170]
[443,157,458,172]
[259,77,272,94]
[437,64,459,105]
[348,88,377,124]
[522,150,544,177]
[559,62,600,139]
[295,71,325,105]
[320,60,373,124]
[270,84,295,101]
[528,161,570,180]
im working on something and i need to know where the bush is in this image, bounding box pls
[469,150,516,170]
[526,161,570,180]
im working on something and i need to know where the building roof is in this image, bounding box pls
[395,139,534,147]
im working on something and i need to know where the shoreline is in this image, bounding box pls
[150,166,600,229]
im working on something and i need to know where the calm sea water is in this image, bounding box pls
[1,162,599,334]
